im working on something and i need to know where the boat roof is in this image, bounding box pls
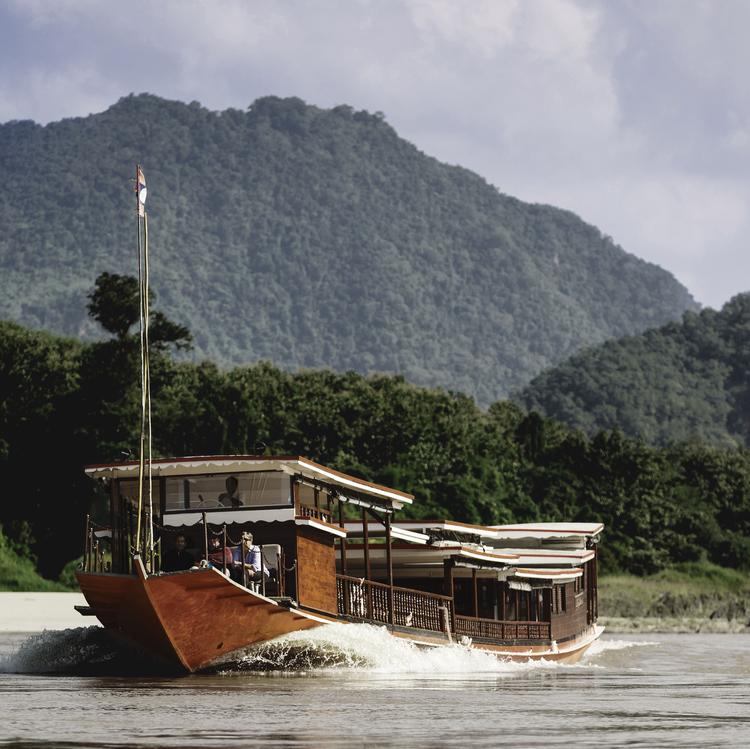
[343,522,430,544]
[389,520,603,542]
[488,523,604,540]
[84,455,413,505]
[514,567,583,581]
[494,548,596,566]
[343,543,520,566]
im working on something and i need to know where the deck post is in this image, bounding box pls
[202,511,208,563]
[338,499,348,576]
[472,569,479,618]
[109,480,117,573]
[361,507,371,581]
[362,507,372,618]
[442,558,453,597]
[260,544,266,596]
[222,524,228,576]
[593,546,598,620]
[83,514,90,572]
[385,512,394,625]
[242,542,248,589]
[292,478,300,515]
[443,559,455,632]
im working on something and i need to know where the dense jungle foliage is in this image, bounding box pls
[518,294,750,447]
[1,280,747,581]
[0,94,698,404]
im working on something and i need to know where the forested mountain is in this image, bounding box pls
[0,94,697,402]
[517,294,750,446]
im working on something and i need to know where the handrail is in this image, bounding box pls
[454,614,551,640]
[336,574,453,600]
[336,574,453,634]
[298,504,334,524]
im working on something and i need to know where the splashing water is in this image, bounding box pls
[583,637,660,659]
[0,623,657,677]
[215,623,634,676]
[0,627,174,676]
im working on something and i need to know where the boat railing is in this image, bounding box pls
[336,574,453,633]
[454,615,551,641]
[82,514,109,572]
[297,504,334,524]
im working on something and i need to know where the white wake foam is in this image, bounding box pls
[1,623,653,677]
[583,637,660,660]
[218,623,598,676]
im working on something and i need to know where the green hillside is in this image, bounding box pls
[517,294,750,446]
[0,94,697,403]
[2,303,749,580]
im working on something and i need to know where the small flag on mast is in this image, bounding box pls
[136,166,147,217]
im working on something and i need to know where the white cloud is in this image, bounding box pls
[407,0,519,58]
[0,65,117,123]
[1,0,748,308]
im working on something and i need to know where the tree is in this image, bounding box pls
[87,272,192,350]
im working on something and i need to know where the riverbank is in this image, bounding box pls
[599,565,750,633]
[0,593,92,632]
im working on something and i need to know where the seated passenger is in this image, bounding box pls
[206,535,233,570]
[231,531,266,585]
[162,534,194,572]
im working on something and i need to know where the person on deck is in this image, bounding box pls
[206,535,233,570]
[218,476,243,508]
[231,531,264,585]
[162,534,194,572]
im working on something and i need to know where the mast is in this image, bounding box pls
[134,165,153,570]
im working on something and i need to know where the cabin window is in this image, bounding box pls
[163,472,291,512]
[552,586,565,615]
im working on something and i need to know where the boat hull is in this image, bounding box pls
[77,563,602,672]
[76,561,329,672]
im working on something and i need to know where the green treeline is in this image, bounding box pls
[0,94,697,404]
[518,294,750,447]
[2,289,749,582]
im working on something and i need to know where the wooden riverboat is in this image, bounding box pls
[76,455,603,672]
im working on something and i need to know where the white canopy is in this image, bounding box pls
[84,455,413,506]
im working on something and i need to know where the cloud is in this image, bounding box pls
[0,0,748,308]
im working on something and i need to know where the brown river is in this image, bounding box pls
[0,626,748,748]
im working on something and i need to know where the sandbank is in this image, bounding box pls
[0,592,96,632]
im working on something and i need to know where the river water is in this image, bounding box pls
[0,626,747,748]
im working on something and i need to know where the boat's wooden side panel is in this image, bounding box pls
[387,623,601,663]
[551,582,589,641]
[76,571,180,666]
[143,568,325,670]
[471,626,601,663]
[77,567,327,672]
[296,528,337,614]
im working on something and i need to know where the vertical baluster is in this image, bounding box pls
[83,515,90,572]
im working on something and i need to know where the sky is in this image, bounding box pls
[1,0,748,309]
